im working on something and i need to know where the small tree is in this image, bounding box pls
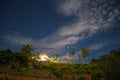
[81,48,90,64]
[20,44,33,57]
[54,54,59,62]
[20,44,33,67]
[78,51,81,63]
[69,50,75,62]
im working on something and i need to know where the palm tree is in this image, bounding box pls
[78,51,81,63]
[20,44,33,56]
[81,48,90,64]
[69,50,75,62]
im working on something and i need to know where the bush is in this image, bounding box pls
[76,76,84,80]
[101,56,120,80]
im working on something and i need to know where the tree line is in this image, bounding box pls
[0,44,120,80]
[0,44,91,66]
[0,44,33,70]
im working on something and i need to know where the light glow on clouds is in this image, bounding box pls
[3,0,120,55]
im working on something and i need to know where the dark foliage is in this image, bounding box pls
[91,48,120,80]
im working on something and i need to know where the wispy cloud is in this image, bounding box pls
[2,0,120,56]
[88,36,120,51]
[3,33,33,45]
[3,33,68,55]
[57,0,120,36]
[88,43,105,51]
[55,0,120,49]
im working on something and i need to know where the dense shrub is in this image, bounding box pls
[91,48,120,80]
[101,55,120,80]
[76,76,85,80]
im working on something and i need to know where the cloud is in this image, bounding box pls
[3,33,68,55]
[57,0,81,16]
[55,0,120,49]
[57,0,120,35]
[88,36,120,51]
[3,33,33,46]
[88,43,105,51]
[2,0,120,56]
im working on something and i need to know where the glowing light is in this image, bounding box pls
[38,54,49,61]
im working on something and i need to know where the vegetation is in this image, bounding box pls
[91,48,120,80]
[20,44,33,56]
[69,50,75,62]
[0,44,120,80]
[81,48,90,64]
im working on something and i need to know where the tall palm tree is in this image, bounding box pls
[69,50,75,62]
[81,48,90,64]
[20,44,33,56]
[78,51,81,63]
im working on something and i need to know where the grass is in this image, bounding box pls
[0,67,48,78]
[0,63,100,80]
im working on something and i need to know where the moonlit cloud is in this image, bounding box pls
[88,43,105,51]
[55,0,120,50]
[57,0,120,36]
[2,0,120,56]
[3,33,68,55]
[3,34,33,45]
[88,36,120,51]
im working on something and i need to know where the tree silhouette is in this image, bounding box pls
[69,50,75,62]
[78,51,81,63]
[81,48,90,64]
[20,44,33,56]
[54,54,59,62]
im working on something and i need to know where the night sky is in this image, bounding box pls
[0,0,120,62]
